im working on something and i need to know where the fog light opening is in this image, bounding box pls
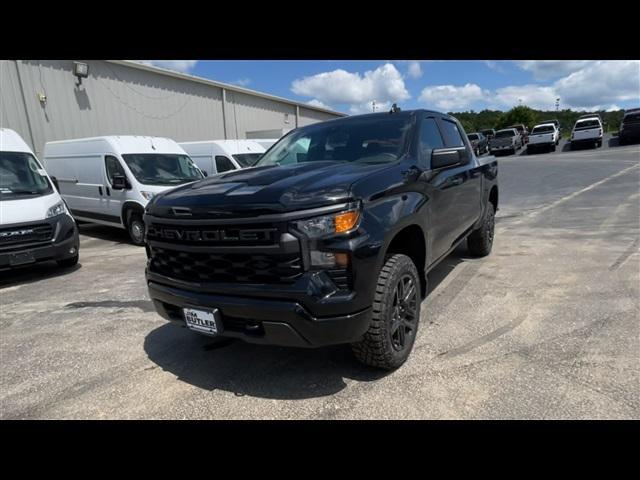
[69,247,77,255]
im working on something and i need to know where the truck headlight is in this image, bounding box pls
[294,209,360,239]
[140,191,155,201]
[46,201,67,218]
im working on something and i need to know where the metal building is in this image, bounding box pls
[0,60,345,158]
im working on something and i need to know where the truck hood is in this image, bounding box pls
[148,161,393,218]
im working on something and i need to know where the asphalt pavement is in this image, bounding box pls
[1,138,638,419]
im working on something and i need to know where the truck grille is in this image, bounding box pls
[149,247,303,284]
[0,224,54,249]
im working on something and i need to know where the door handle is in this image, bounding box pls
[106,186,111,196]
[98,186,103,196]
[450,177,464,186]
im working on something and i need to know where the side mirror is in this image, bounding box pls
[112,175,127,190]
[50,176,60,192]
[202,170,208,177]
[431,148,462,169]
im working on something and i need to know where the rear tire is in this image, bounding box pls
[127,213,146,246]
[351,254,421,371]
[57,254,79,268]
[467,202,495,257]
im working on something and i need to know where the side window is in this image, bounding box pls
[105,155,126,183]
[419,118,444,164]
[215,156,236,173]
[439,119,466,148]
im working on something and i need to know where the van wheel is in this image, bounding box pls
[127,213,146,246]
[57,254,79,268]
[468,202,495,257]
[351,254,421,371]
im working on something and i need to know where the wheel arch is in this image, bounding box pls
[383,224,427,299]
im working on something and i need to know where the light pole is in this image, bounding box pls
[372,100,376,112]
[555,98,560,112]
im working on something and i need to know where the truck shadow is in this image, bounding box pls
[143,245,467,400]
[78,224,136,246]
[0,262,81,289]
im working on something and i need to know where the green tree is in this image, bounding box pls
[495,106,538,130]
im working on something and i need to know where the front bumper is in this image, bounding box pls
[0,214,79,270]
[147,280,372,347]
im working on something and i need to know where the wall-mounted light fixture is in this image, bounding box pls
[73,61,89,86]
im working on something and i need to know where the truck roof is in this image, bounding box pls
[44,135,186,157]
[0,128,34,154]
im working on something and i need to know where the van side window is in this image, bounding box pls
[439,119,466,148]
[419,118,444,164]
[215,156,236,173]
[105,155,126,183]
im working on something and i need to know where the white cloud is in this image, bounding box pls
[291,63,410,108]
[418,83,488,110]
[407,61,423,79]
[232,78,251,87]
[553,61,640,110]
[491,84,558,110]
[349,101,392,115]
[419,61,639,112]
[515,61,592,80]
[307,99,331,110]
[137,60,198,73]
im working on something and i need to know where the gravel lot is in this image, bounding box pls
[1,137,638,419]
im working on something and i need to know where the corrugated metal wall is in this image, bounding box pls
[0,60,344,158]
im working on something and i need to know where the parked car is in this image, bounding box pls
[618,109,640,145]
[490,128,523,155]
[467,132,489,156]
[539,119,562,139]
[144,109,499,370]
[527,123,560,153]
[44,136,204,245]
[507,124,529,144]
[570,117,603,149]
[481,129,496,142]
[179,140,266,177]
[0,128,79,270]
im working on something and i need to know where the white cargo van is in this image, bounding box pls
[249,138,279,150]
[178,140,266,176]
[0,128,79,270]
[44,136,204,245]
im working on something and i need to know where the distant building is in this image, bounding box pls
[1,60,345,158]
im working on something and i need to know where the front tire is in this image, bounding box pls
[127,213,146,246]
[351,254,421,371]
[467,202,495,257]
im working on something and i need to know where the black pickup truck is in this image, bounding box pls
[144,109,498,370]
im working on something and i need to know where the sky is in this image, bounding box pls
[139,60,640,114]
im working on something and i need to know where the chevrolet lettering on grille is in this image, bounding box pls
[147,226,278,243]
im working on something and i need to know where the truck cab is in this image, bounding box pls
[0,128,79,270]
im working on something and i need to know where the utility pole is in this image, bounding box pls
[555,98,560,112]
[372,100,376,112]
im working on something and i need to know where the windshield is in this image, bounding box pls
[532,125,555,134]
[121,154,203,186]
[232,153,263,168]
[467,134,479,141]
[495,130,515,138]
[0,151,53,199]
[575,119,600,130]
[256,115,413,167]
[623,113,640,124]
